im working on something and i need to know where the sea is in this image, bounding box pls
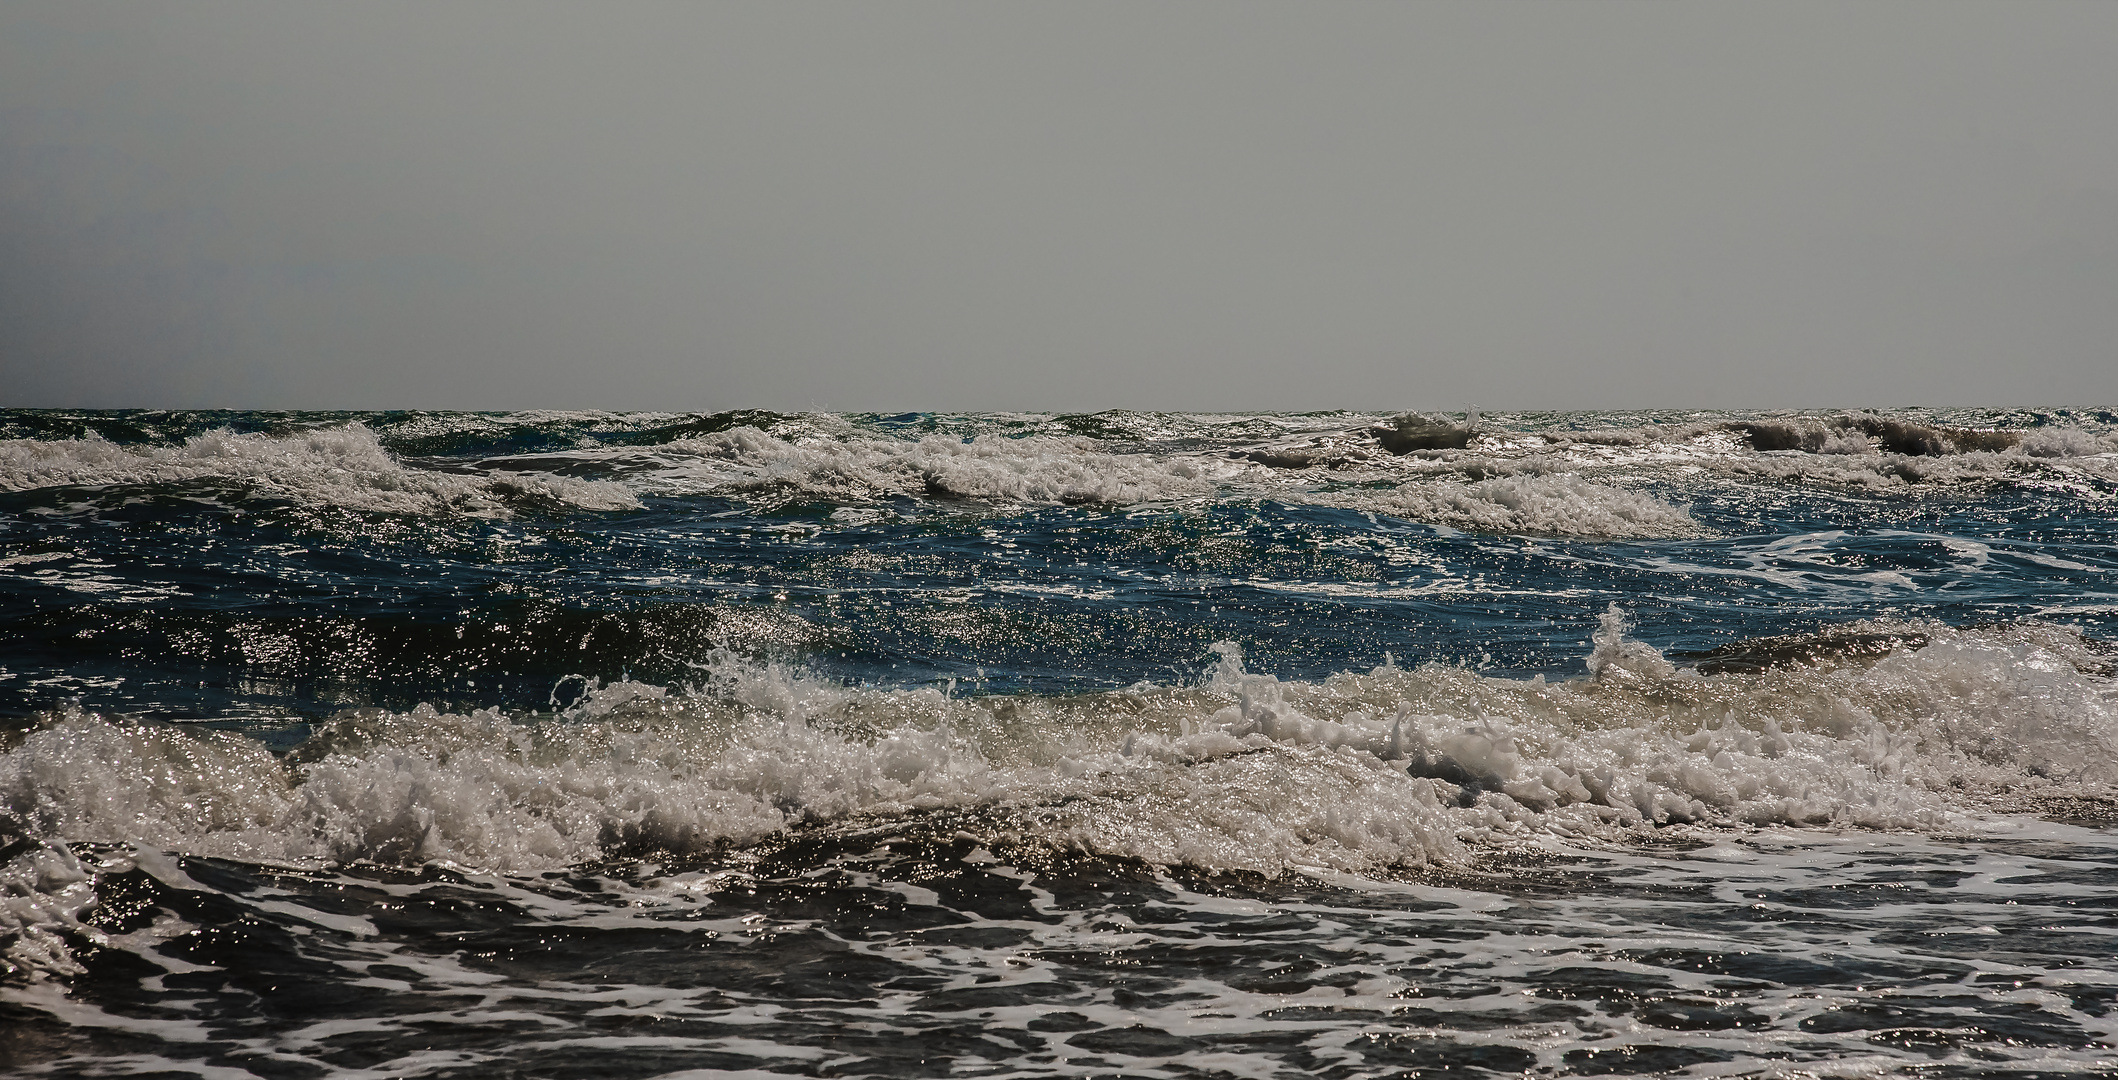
[2,407,2115,1079]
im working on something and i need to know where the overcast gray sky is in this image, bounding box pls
[2,2,2113,412]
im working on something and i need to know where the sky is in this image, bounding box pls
[2,2,2114,412]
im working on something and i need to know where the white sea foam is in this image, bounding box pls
[590,412,2107,533]
[8,411,2108,527]
[5,617,2111,912]
[2017,425,2115,458]
[0,425,640,514]
[643,410,2118,516]
[638,427,1252,506]
[1432,414,2118,494]
[1303,474,1703,539]
[1,842,99,981]
[1723,448,2097,490]
[577,426,1706,538]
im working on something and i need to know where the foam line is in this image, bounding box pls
[0,424,639,514]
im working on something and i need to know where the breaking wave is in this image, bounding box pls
[3,409,2113,535]
[1304,474,1702,539]
[636,426,1251,505]
[590,427,1701,537]
[5,616,2110,907]
[0,424,641,515]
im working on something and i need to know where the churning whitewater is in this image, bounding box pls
[3,408,2116,1079]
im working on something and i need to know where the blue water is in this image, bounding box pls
[3,408,2115,1077]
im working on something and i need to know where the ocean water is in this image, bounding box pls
[2,407,2115,1079]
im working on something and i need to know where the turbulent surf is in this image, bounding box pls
[3,407,2115,1078]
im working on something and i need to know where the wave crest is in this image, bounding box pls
[1307,474,1701,539]
[0,425,640,514]
[645,427,1247,506]
[5,620,2111,888]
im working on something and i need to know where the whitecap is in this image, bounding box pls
[0,424,640,515]
[5,619,2111,890]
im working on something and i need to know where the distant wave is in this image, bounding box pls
[557,426,1704,537]
[647,425,1251,505]
[3,408,2114,532]
[0,424,640,514]
[1301,474,1702,539]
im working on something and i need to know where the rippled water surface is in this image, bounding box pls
[3,408,2115,1077]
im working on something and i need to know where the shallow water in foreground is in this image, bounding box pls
[6,823,2117,1078]
[3,408,2116,1077]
